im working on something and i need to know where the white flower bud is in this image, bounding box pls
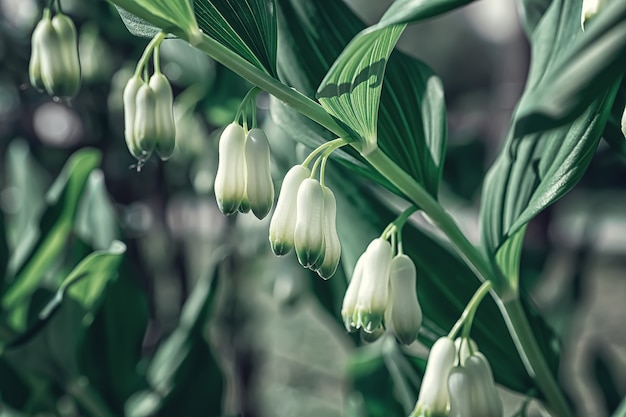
[621,105,626,139]
[123,76,144,160]
[581,0,603,30]
[269,165,310,255]
[38,13,80,98]
[133,83,158,158]
[341,252,366,332]
[214,123,247,215]
[315,186,341,279]
[448,354,503,417]
[387,254,422,345]
[245,128,275,219]
[149,73,176,161]
[29,17,48,92]
[411,337,456,417]
[294,178,325,267]
[355,238,392,333]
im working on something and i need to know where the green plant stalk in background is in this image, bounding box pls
[190,30,574,417]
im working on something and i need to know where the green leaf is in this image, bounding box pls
[2,149,101,317]
[317,23,405,154]
[513,0,626,135]
[125,265,223,417]
[480,0,620,257]
[0,210,7,285]
[378,0,475,26]
[278,0,447,197]
[4,241,126,384]
[517,0,552,37]
[494,226,526,290]
[111,0,199,40]
[193,0,277,76]
[75,170,119,251]
[112,0,277,76]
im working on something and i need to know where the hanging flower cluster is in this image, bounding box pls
[411,337,503,417]
[341,208,423,344]
[29,7,81,99]
[269,139,345,279]
[123,34,176,166]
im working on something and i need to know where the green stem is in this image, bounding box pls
[134,32,167,78]
[66,378,116,417]
[500,299,573,417]
[190,29,571,417]
[448,280,493,339]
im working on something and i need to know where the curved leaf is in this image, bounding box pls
[378,0,475,26]
[112,0,199,39]
[277,0,447,197]
[514,0,626,135]
[1,149,101,315]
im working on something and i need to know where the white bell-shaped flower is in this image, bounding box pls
[123,75,145,160]
[133,83,158,158]
[355,238,392,333]
[315,185,341,279]
[149,73,176,161]
[294,178,325,268]
[448,353,503,417]
[341,251,366,332]
[214,123,247,215]
[269,165,310,255]
[387,254,422,345]
[621,105,626,138]
[411,337,456,417]
[245,128,275,219]
[581,0,603,29]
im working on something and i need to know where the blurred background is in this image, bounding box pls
[0,0,625,416]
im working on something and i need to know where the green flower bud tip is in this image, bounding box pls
[245,128,274,220]
[360,325,384,343]
[133,83,158,158]
[39,13,81,99]
[448,354,502,417]
[387,254,422,345]
[294,178,325,268]
[315,186,341,280]
[355,238,392,333]
[269,165,310,256]
[341,252,366,332]
[123,76,145,160]
[29,17,49,92]
[149,73,176,161]
[214,123,247,215]
[412,337,456,417]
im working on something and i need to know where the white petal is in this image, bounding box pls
[245,128,274,219]
[341,252,366,332]
[214,123,246,215]
[316,186,341,279]
[388,254,422,345]
[356,238,392,332]
[414,337,456,415]
[269,165,310,255]
[294,178,325,267]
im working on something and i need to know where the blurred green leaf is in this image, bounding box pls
[193,0,277,76]
[4,241,127,386]
[0,211,7,285]
[592,347,622,414]
[517,0,552,37]
[494,226,526,290]
[378,0,475,26]
[114,6,165,38]
[513,0,626,135]
[614,396,626,417]
[75,170,119,251]
[79,259,149,415]
[2,149,101,319]
[126,265,223,417]
[0,358,30,411]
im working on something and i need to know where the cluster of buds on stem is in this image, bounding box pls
[214,123,274,219]
[268,140,344,279]
[410,335,502,417]
[341,209,423,344]
[123,34,176,165]
[29,7,81,99]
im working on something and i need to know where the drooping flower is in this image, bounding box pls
[293,178,325,268]
[269,165,310,255]
[123,75,145,160]
[244,128,274,219]
[341,251,367,332]
[387,254,422,345]
[621,105,626,139]
[315,185,341,279]
[149,72,176,161]
[133,83,158,158]
[448,353,503,417]
[581,0,603,30]
[355,238,392,333]
[214,123,247,215]
[411,337,456,417]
